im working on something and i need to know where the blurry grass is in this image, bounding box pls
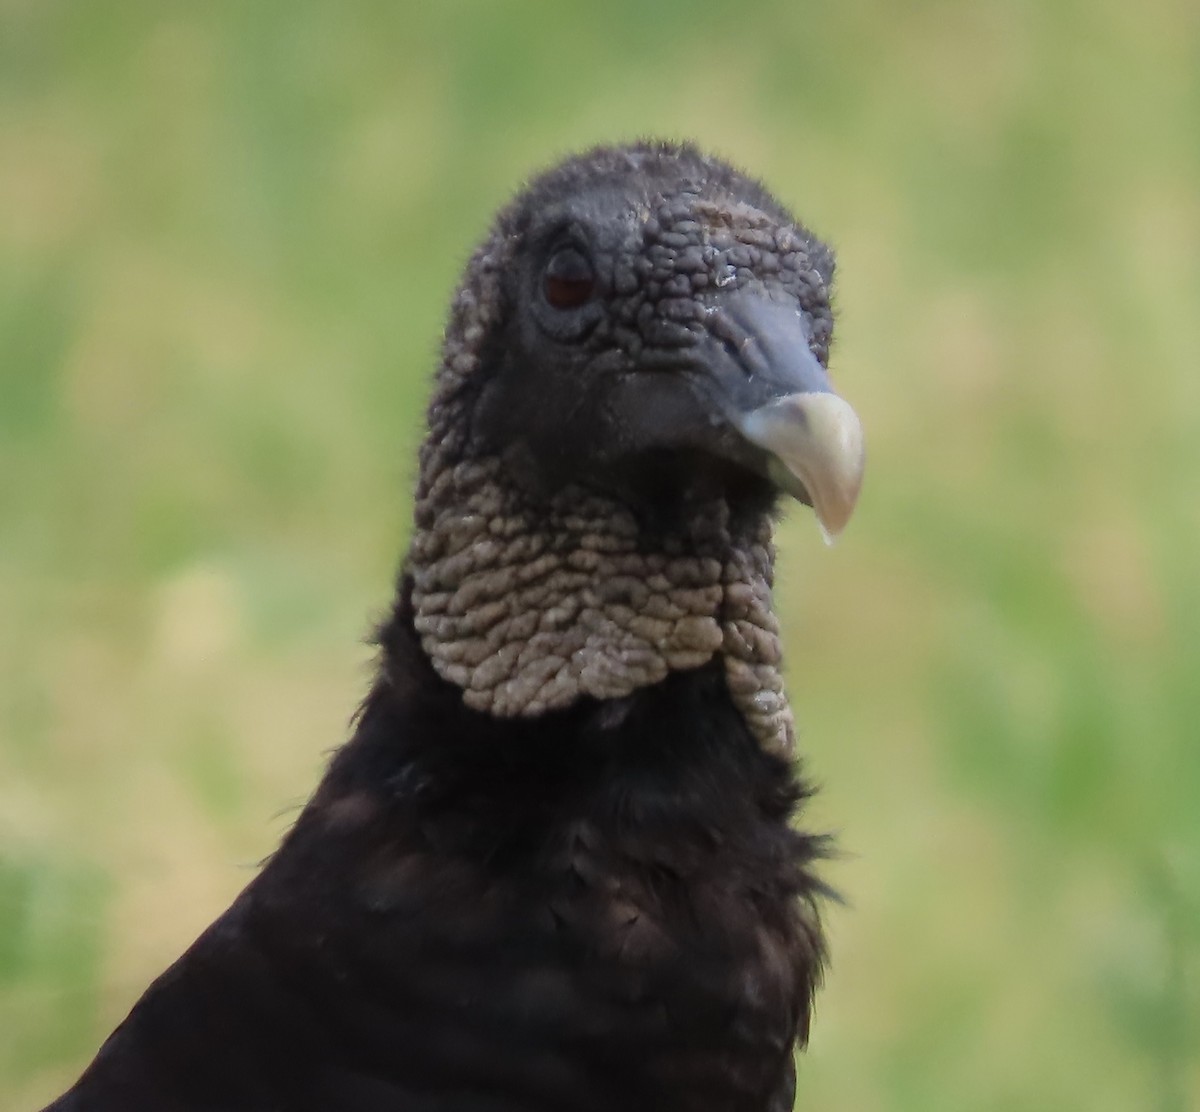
[1,0,1198,1108]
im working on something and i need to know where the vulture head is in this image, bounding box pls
[407,141,864,754]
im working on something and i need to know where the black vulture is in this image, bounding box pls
[45,140,865,1112]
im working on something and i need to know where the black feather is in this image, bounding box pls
[45,141,846,1112]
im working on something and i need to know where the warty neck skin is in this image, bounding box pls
[407,454,794,754]
[400,141,864,757]
[404,227,795,755]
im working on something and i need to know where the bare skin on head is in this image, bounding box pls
[45,142,866,1112]
[409,143,864,755]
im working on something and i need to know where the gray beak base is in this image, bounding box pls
[700,291,866,542]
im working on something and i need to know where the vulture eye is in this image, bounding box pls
[542,247,595,310]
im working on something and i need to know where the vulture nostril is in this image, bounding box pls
[704,308,754,375]
[718,334,742,362]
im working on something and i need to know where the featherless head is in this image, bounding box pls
[406,141,865,752]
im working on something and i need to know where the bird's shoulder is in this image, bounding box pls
[53,601,822,1112]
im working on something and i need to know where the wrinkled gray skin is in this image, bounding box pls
[409,142,847,755]
[44,142,858,1112]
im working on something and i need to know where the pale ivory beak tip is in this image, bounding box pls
[742,392,865,541]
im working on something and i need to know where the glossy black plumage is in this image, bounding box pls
[46,141,859,1112]
[49,586,825,1112]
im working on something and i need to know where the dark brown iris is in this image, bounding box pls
[542,247,595,309]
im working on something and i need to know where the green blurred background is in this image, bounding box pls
[2,1,1197,1108]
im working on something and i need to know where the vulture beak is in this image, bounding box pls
[736,391,864,544]
[701,293,866,543]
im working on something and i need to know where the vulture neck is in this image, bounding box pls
[405,454,795,755]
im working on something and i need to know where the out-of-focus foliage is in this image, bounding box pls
[1,2,1197,1108]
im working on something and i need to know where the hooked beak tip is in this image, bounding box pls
[737,391,865,542]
